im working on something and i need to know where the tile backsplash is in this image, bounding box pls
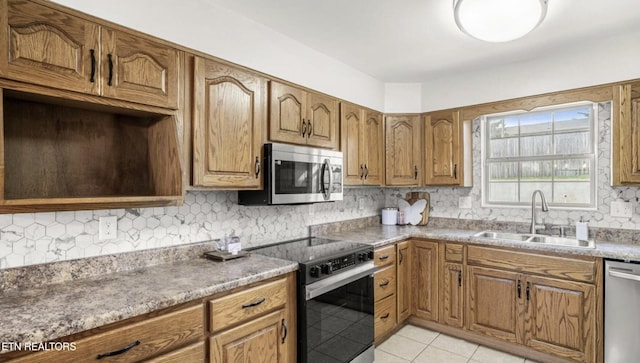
[386,102,640,232]
[0,187,385,269]
[3,102,640,270]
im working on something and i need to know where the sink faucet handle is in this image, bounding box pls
[551,225,568,237]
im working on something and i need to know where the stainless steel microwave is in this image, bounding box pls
[238,143,343,205]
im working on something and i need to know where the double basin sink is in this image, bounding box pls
[473,230,595,248]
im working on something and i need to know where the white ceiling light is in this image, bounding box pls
[454,0,548,42]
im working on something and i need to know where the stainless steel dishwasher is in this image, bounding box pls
[605,260,640,362]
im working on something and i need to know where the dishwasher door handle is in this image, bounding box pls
[609,267,640,282]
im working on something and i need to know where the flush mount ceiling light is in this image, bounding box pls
[454,0,548,42]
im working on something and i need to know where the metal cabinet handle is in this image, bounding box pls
[399,250,404,264]
[107,54,114,86]
[526,282,530,301]
[364,164,369,179]
[517,280,521,299]
[307,120,312,137]
[360,164,364,179]
[255,157,261,178]
[281,319,287,344]
[380,313,390,320]
[242,297,266,308]
[414,165,418,180]
[378,255,389,261]
[96,340,140,359]
[301,119,307,137]
[379,279,390,287]
[453,164,458,179]
[89,49,96,83]
[458,270,462,287]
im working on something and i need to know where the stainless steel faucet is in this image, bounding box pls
[530,190,549,234]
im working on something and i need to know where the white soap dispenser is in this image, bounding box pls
[576,217,589,241]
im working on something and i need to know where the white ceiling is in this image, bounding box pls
[208,0,640,82]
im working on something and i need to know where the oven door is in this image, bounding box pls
[300,262,376,363]
[271,144,343,204]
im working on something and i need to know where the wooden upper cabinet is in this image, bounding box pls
[424,110,461,185]
[613,81,640,184]
[0,0,179,109]
[385,115,422,186]
[269,81,338,149]
[0,0,100,95]
[101,28,179,109]
[191,57,266,189]
[340,102,383,185]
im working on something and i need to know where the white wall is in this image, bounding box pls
[419,30,640,112]
[383,83,422,113]
[52,0,386,111]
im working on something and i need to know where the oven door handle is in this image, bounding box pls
[305,262,376,300]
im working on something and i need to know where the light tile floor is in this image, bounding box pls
[375,325,539,363]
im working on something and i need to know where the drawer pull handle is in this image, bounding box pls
[381,313,390,320]
[379,280,390,287]
[242,297,266,308]
[89,49,96,83]
[96,340,140,359]
[378,255,389,261]
[281,319,287,344]
[107,54,114,86]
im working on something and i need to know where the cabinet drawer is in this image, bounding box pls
[374,265,397,301]
[467,246,596,283]
[375,294,397,340]
[374,245,396,267]
[9,305,203,363]
[445,243,463,262]
[209,278,288,333]
[144,341,205,363]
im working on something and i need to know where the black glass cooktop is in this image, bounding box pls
[251,237,369,265]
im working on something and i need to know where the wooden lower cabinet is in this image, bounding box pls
[396,241,411,323]
[145,342,205,363]
[210,309,287,363]
[412,240,439,321]
[441,262,464,328]
[374,294,397,342]
[467,266,521,343]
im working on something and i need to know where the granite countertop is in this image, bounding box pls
[0,254,297,351]
[320,224,640,261]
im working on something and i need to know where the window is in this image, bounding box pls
[481,102,597,209]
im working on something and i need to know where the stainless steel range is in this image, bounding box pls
[251,237,376,363]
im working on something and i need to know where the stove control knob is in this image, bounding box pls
[367,251,374,260]
[321,263,333,275]
[309,266,320,278]
[358,252,367,261]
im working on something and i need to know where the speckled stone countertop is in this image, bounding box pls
[0,254,297,351]
[320,224,640,261]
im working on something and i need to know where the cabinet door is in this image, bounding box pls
[385,115,422,186]
[101,28,179,108]
[467,266,522,344]
[269,81,307,145]
[396,241,412,323]
[424,111,461,185]
[192,57,266,189]
[524,275,596,363]
[210,309,287,363]
[363,110,383,185]
[614,83,640,184]
[340,102,364,185]
[442,262,464,328]
[412,240,438,321]
[1,0,100,95]
[306,92,338,149]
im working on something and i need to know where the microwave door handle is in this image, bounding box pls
[323,159,332,200]
[320,161,327,197]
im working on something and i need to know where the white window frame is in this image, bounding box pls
[480,101,598,210]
